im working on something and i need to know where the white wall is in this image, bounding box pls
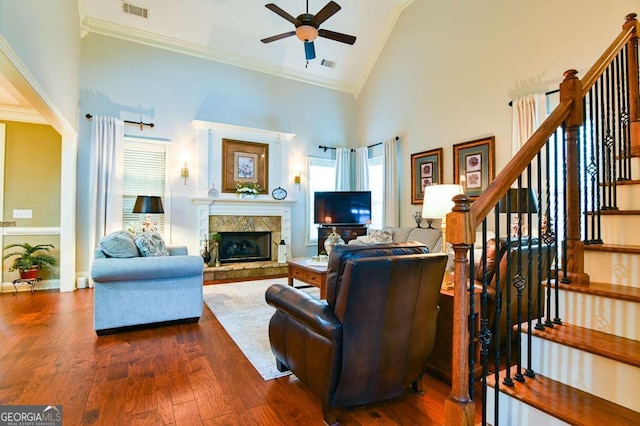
[357,0,639,227]
[0,0,80,129]
[78,34,357,272]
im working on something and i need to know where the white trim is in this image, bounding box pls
[1,279,60,293]
[0,105,48,125]
[2,227,61,236]
[0,35,78,293]
[192,120,295,141]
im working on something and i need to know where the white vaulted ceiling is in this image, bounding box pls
[80,0,414,95]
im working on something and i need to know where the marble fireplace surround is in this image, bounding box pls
[191,198,296,261]
[211,216,280,262]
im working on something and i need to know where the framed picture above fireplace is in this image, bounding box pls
[222,139,269,193]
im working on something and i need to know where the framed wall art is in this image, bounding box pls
[453,136,495,199]
[411,148,443,204]
[222,139,269,193]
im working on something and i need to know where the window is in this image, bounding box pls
[307,157,336,243]
[367,155,384,229]
[122,138,169,235]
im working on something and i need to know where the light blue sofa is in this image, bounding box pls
[91,244,204,335]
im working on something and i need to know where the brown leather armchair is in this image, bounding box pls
[265,242,448,424]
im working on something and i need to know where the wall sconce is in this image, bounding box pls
[181,162,189,185]
[294,171,301,189]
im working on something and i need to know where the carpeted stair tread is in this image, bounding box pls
[487,366,640,426]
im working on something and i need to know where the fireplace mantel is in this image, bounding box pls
[191,197,296,256]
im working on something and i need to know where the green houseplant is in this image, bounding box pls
[2,243,56,280]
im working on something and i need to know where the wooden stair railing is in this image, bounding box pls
[444,13,640,426]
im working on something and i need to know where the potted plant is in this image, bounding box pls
[2,243,56,280]
[235,182,262,198]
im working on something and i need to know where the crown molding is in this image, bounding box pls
[85,18,357,95]
[0,105,48,125]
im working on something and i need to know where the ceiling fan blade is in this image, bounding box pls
[265,3,299,25]
[318,29,356,45]
[261,31,296,43]
[304,41,316,60]
[311,1,341,26]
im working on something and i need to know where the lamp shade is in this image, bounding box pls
[132,195,164,214]
[296,25,318,42]
[422,184,464,219]
[498,188,538,214]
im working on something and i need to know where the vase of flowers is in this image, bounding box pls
[235,182,261,199]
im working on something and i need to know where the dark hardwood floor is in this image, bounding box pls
[0,287,481,425]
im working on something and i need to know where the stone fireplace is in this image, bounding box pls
[191,197,295,282]
[210,215,281,262]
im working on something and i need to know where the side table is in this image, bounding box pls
[287,258,328,299]
[425,286,482,384]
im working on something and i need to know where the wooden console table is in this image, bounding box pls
[287,258,328,299]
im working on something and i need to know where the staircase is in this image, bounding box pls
[485,161,640,424]
[444,13,640,426]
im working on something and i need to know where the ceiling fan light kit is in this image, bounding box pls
[296,25,318,42]
[261,1,356,62]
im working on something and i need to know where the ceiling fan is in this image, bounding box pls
[261,1,356,61]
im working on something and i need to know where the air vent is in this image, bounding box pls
[123,2,148,18]
[321,59,336,69]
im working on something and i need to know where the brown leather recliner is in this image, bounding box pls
[475,238,556,351]
[265,242,448,425]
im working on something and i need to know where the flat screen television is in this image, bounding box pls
[314,191,372,225]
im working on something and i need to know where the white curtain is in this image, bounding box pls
[512,93,547,155]
[354,146,369,191]
[383,137,399,227]
[335,147,351,190]
[88,116,125,253]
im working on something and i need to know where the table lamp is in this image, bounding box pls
[498,188,538,237]
[422,184,463,288]
[132,195,164,232]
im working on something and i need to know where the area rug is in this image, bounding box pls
[202,278,320,381]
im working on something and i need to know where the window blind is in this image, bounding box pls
[122,141,167,233]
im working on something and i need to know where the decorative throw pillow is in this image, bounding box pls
[99,230,139,258]
[368,228,394,244]
[134,232,169,257]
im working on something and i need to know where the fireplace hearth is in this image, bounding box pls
[219,231,272,263]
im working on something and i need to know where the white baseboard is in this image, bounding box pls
[1,279,60,293]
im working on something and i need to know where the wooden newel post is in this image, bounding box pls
[624,13,640,156]
[444,194,476,426]
[560,69,589,284]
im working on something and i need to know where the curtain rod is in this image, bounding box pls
[318,136,399,152]
[85,114,155,130]
[508,89,559,107]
